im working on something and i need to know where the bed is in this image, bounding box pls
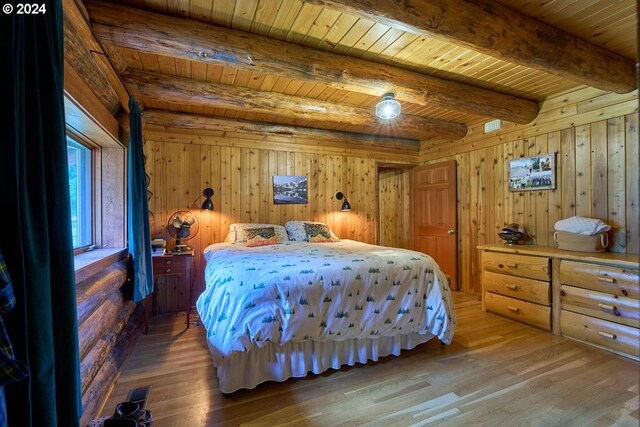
[195,223,456,394]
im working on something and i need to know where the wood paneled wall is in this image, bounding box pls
[378,168,411,249]
[423,88,638,294]
[145,136,389,300]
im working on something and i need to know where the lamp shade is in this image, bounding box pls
[336,192,351,211]
[201,187,214,210]
[375,93,401,120]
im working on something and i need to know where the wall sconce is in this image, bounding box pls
[201,187,214,210]
[336,192,351,211]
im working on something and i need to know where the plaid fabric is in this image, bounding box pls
[0,249,27,387]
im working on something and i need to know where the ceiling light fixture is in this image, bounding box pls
[375,92,401,120]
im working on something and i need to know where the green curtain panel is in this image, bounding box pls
[128,98,154,302]
[0,1,82,426]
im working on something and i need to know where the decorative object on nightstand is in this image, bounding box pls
[150,237,166,255]
[166,210,199,253]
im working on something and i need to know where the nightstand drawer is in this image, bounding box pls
[560,260,639,299]
[560,285,639,328]
[483,271,550,305]
[153,256,188,275]
[482,252,550,281]
[561,310,640,361]
[485,292,551,331]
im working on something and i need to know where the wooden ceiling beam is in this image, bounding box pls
[143,110,421,153]
[63,0,130,112]
[63,9,120,114]
[304,0,637,94]
[124,69,467,140]
[86,0,539,124]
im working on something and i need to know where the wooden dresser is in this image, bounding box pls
[479,244,639,360]
[482,251,551,330]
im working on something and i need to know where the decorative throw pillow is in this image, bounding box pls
[285,221,339,242]
[304,223,339,243]
[245,227,278,247]
[228,223,289,243]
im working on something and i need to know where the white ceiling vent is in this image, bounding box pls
[484,119,503,133]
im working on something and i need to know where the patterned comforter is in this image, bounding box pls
[196,240,456,365]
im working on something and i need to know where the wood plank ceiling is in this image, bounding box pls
[82,0,638,146]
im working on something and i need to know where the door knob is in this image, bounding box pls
[447,229,456,234]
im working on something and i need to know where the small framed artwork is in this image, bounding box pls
[509,153,556,192]
[273,176,308,204]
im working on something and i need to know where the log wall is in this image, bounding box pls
[63,1,139,422]
[422,88,639,294]
[76,255,141,427]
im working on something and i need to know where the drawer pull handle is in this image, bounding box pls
[597,276,615,284]
[597,331,617,340]
[165,260,172,265]
[507,306,520,313]
[505,284,518,291]
[165,268,172,273]
[597,303,621,316]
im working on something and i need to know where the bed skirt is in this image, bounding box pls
[215,332,436,394]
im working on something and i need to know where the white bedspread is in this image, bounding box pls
[196,240,456,365]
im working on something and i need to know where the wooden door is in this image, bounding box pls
[412,160,458,289]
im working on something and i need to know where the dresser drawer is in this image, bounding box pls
[561,310,640,361]
[485,292,551,331]
[560,285,639,328]
[483,271,550,305]
[153,256,188,275]
[482,252,550,281]
[560,260,639,299]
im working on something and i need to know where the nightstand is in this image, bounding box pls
[144,250,195,333]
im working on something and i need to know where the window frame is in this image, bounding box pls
[67,130,100,255]
[64,63,127,282]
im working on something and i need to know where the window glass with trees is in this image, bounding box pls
[67,136,93,249]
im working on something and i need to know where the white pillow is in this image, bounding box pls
[285,221,339,242]
[228,223,289,243]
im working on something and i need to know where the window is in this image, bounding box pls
[67,136,93,249]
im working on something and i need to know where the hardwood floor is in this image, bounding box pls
[102,292,639,426]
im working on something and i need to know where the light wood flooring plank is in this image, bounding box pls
[102,292,639,426]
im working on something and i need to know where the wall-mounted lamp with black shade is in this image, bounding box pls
[201,187,214,210]
[336,192,351,211]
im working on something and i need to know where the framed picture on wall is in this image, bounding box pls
[273,176,308,204]
[508,153,556,192]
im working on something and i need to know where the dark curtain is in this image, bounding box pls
[128,98,154,302]
[0,0,82,426]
